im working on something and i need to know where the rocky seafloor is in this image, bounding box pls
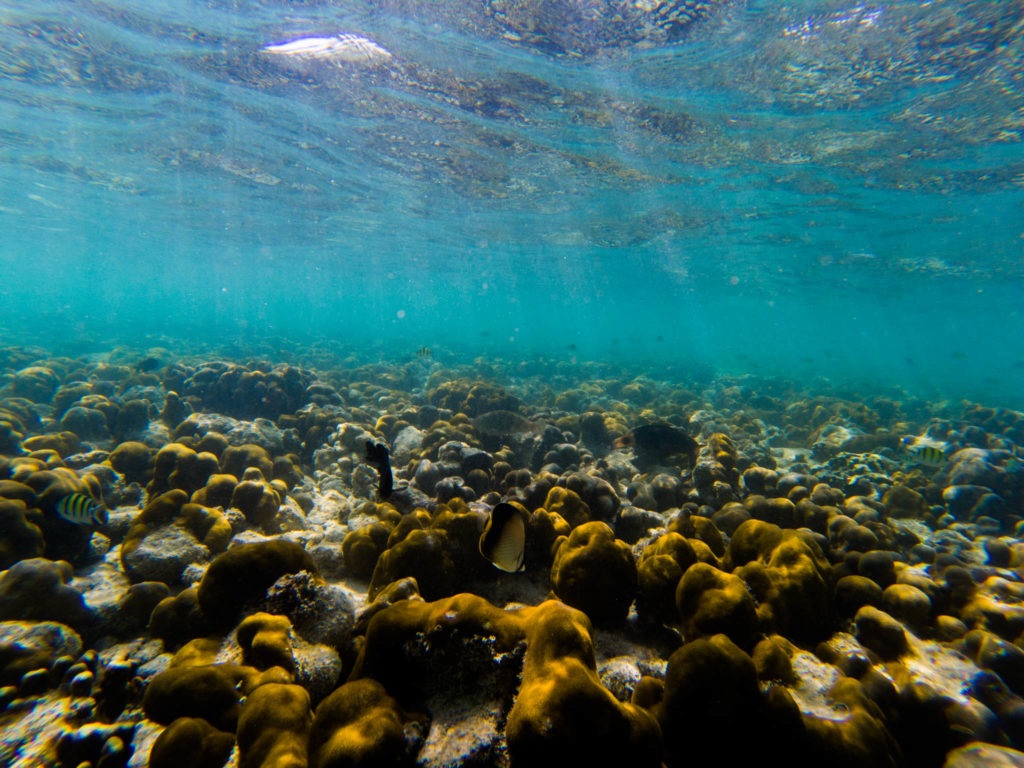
[2,343,1024,768]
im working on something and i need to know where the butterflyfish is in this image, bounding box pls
[479,502,526,573]
[55,493,108,526]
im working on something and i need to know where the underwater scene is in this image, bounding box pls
[2,0,1024,766]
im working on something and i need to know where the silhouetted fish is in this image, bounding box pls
[136,355,163,373]
[479,502,526,572]
[365,440,393,499]
[473,410,542,437]
[614,423,698,466]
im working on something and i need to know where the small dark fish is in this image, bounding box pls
[365,440,393,499]
[136,356,163,373]
[479,502,526,572]
[614,423,698,466]
[416,346,432,359]
[55,493,108,526]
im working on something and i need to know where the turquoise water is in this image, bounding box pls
[2,0,1023,405]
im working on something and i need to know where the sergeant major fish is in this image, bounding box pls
[55,493,108,526]
[901,436,950,467]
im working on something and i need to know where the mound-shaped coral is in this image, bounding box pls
[550,521,637,627]
[196,541,317,631]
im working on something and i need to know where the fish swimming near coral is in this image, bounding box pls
[416,346,432,359]
[614,422,699,467]
[473,410,544,438]
[901,436,950,467]
[55,493,108,526]
[365,440,394,499]
[135,355,164,373]
[479,502,526,573]
[262,33,392,65]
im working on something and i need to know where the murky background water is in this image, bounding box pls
[2,0,1022,405]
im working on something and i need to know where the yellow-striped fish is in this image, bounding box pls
[479,502,526,573]
[901,437,949,467]
[55,493,108,526]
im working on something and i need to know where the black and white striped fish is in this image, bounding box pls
[55,493,108,526]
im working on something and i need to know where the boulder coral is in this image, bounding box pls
[0,497,44,569]
[120,489,232,584]
[675,561,759,650]
[196,541,317,631]
[148,717,235,768]
[0,557,97,635]
[550,521,637,627]
[636,532,698,624]
[148,443,220,498]
[143,661,291,733]
[350,593,661,767]
[237,682,312,768]
[308,678,427,768]
[725,519,834,643]
[506,600,662,768]
[542,486,591,528]
[655,634,793,767]
[367,528,456,602]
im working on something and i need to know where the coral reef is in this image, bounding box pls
[2,344,1024,768]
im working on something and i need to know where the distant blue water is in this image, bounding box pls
[2,0,1023,405]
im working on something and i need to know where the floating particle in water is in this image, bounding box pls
[262,33,392,65]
